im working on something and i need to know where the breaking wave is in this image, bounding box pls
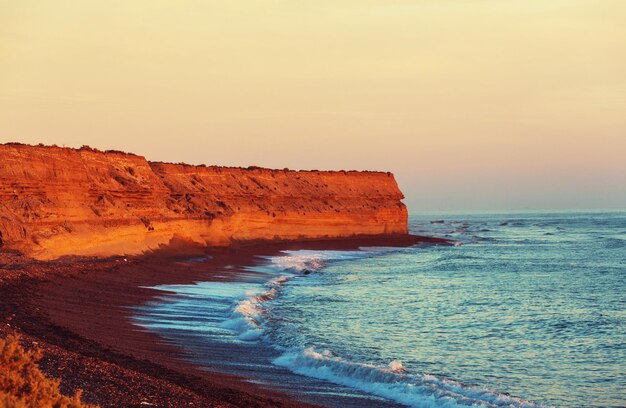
[219,251,341,341]
[219,275,292,341]
[218,249,542,407]
[274,348,540,408]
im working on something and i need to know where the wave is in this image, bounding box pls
[220,275,292,341]
[269,252,329,273]
[220,250,361,341]
[216,249,544,407]
[274,348,540,408]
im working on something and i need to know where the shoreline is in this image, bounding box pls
[0,235,451,407]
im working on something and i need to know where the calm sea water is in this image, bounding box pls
[134,211,626,407]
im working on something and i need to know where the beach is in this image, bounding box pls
[2,1,623,405]
[0,235,443,407]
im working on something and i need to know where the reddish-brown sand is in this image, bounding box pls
[0,235,450,407]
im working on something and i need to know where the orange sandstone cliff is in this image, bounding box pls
[0,143,408,259]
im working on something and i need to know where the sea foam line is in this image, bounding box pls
[219,251,334,341]
[221,249,542,408]
[219,275,292,341]
[273,348,542,408]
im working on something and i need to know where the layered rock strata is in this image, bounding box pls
[0,144,408,259]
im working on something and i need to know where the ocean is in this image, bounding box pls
[133,211,626,407]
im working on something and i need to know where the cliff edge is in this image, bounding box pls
[0,143,408,259]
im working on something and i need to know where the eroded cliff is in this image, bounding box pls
[0,143,408,259]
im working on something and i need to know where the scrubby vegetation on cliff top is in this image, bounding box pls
[3,142,391,174]
[0,335,97,408]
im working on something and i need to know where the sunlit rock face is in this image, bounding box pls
[0,143,408,259]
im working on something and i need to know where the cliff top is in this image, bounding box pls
[1,142,393,176]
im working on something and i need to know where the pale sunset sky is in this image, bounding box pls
[1,1,625,211]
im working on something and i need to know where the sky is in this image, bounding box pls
[1,0,625,211]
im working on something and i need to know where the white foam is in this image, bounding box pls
[223,249,543,407]
[219,275,293,341]
[388,360,407,373]
[221,250,371,340]
[143,248,545,407]
[267,250,368,274]
[271,253,326,273]
[273,348,542,408]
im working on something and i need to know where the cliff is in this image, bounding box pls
[0,143,408,259]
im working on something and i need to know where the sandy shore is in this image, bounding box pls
[0,235,449,407]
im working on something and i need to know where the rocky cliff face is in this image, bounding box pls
[0,144,408,259]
